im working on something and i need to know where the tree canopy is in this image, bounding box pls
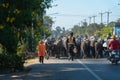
[0,0,53,70]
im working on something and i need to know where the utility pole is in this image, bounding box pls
[84,19,86,23]
[81,21,83,27]
[88,17,92,25]
[78,22,80,27]
[92,15,97,23]
[83,19,87,26]
[105,11,112,25]
[99,12,105,24]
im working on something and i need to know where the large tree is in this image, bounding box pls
[0,0,52,54]
[0,0,53,70]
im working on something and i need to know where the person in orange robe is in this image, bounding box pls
[38,40,46,64]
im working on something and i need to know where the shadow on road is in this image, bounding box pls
[1,58,120,80]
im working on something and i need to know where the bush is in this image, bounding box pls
[0,53,25,71]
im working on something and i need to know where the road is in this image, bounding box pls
[0,57,120,80]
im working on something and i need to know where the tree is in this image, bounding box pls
[100,26,113,38]
[117,18,120,23]
[0,0,53,70]
[43,16,54,30]
[72,25,81,36]
[54,26,62,38]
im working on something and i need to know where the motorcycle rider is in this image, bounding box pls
[108,35,120,59]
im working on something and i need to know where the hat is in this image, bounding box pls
[39,40,44,44]
[111,35,116,39]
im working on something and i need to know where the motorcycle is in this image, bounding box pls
[108,50,120,64]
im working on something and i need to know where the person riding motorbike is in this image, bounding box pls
[108,35,120,59]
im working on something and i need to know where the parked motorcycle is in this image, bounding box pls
[108,50,120,64]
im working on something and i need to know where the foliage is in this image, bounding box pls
[117,18,120,23]
[101,26,113,38]
[0,26,18,54]
[71,21,114,39]
[0,0,53,70]
[71,23,102,37]
[94,30,101,36]
[0,53,25,70]
[44,16,54,30]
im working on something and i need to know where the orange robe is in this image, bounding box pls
[38,44,46,57]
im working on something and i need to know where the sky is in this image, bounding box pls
[46,0,120,30]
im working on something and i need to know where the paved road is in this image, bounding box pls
[0,57,120,80]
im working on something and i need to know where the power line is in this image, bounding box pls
[51,14,92,17]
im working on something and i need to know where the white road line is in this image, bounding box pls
[77,59,103,80]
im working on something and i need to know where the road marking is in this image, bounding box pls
[77,59,103,80]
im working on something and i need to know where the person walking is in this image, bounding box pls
[38,40,46,64]
[66,32,76,61]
